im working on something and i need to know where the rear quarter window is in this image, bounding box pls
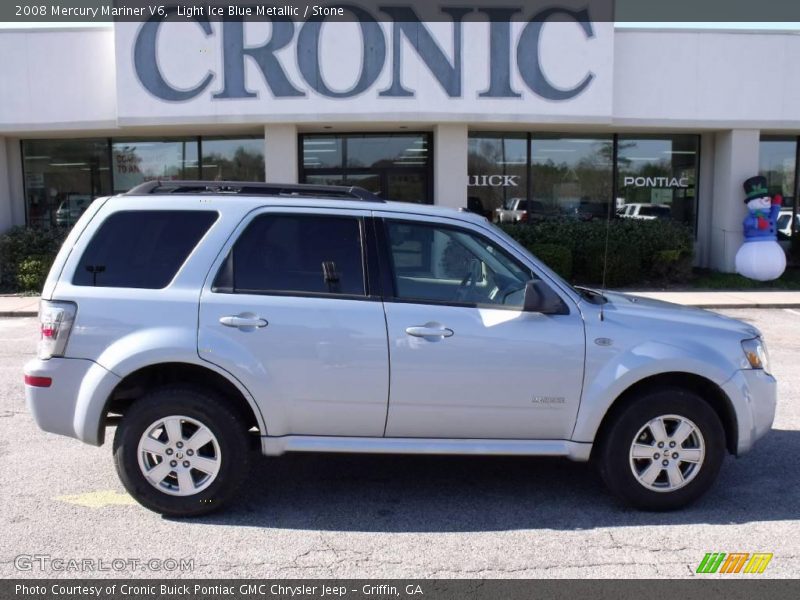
[72,210,217,289]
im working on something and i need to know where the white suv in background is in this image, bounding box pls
[618,203,672,220]
[25,181,776,516]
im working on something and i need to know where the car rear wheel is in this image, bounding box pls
[113,386,251,517]
[597,388,726,510]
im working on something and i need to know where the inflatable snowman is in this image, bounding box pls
[735,175,786,281]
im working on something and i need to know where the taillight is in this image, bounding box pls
[38,300,76,360]
[520,212,529,223]
[24,375,52,387]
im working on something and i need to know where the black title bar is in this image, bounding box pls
[6,579,800,600]
[3,0,800,23]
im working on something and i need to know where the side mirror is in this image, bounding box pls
[523,280,569,315]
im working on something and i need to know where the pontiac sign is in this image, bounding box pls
[623,176,690,188]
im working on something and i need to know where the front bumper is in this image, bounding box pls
[24,357,120,446]
[720,368,777,455]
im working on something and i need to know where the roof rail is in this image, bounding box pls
[123,180,385,202]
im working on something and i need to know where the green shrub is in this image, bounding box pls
[502,218,693,286]
[0,226,67,292]
[528,243,573,280]
[581,242,642,287]
[16,255,52,292]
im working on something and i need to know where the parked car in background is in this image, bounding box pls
[777,208,799,239]
[55,195,91,227]
[494,197,529,223]
[619,203,672,221]
[25,181,776,517]
[495,198,562,223]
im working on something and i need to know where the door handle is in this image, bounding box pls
[405,325,454,339]
[219,314,268,330]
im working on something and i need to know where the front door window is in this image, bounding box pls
[384,220,532,308]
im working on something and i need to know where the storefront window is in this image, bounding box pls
[201,137,264,181]
[531,134,613,221]
[300,133,432,203]
[616,135,699,226]
[23,136,266,227]
[760,136,799,241]
[468,133,527,220]
[111,139,199,193]
[22,139,111,229]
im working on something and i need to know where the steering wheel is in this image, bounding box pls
[455,260,480,302]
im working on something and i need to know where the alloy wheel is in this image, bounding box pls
[628,414,705,493]
[136,415,222,497]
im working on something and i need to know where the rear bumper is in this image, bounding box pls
[24,357,120,446]
[720,369,777,455]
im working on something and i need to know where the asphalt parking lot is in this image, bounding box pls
[1,309,798,579]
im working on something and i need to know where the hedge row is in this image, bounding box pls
[0,227,67,292]
[502,218,695,287]
[0,218,694,293]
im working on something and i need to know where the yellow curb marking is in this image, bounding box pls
[56,490,136,508]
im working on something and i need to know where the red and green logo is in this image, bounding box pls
[696,552,773,574]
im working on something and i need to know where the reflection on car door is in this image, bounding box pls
[376,213,585,440]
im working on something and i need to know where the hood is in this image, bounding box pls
[599,291,761,339]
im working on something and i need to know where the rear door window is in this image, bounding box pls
[73,210,217,288]
[214,214,366,297]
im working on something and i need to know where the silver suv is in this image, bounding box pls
[24,181,776,516]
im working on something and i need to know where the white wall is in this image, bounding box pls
[0,28,117,132]
[614,30,800,128]
[0,27,798,132]
[434,124,468,209]
[264,124,298,184]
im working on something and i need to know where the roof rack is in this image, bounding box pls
[123,180,385,202]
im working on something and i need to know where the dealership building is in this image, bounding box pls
[0,12,799,272]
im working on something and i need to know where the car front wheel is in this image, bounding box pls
[597,388,726,510]
[113,386,251,517]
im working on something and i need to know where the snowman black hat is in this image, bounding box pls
[743,175,770,203]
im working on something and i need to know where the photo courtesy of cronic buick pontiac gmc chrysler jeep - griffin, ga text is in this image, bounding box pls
[23,181,776,516]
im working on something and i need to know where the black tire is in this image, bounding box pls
[597,388,726,510]
[113,386,252,517]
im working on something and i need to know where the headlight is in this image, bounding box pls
[741,337,771,375]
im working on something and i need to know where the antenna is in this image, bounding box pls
[599,198,613,322]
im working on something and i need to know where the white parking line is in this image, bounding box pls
[784,309,800,317]
[0,318,35,329]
